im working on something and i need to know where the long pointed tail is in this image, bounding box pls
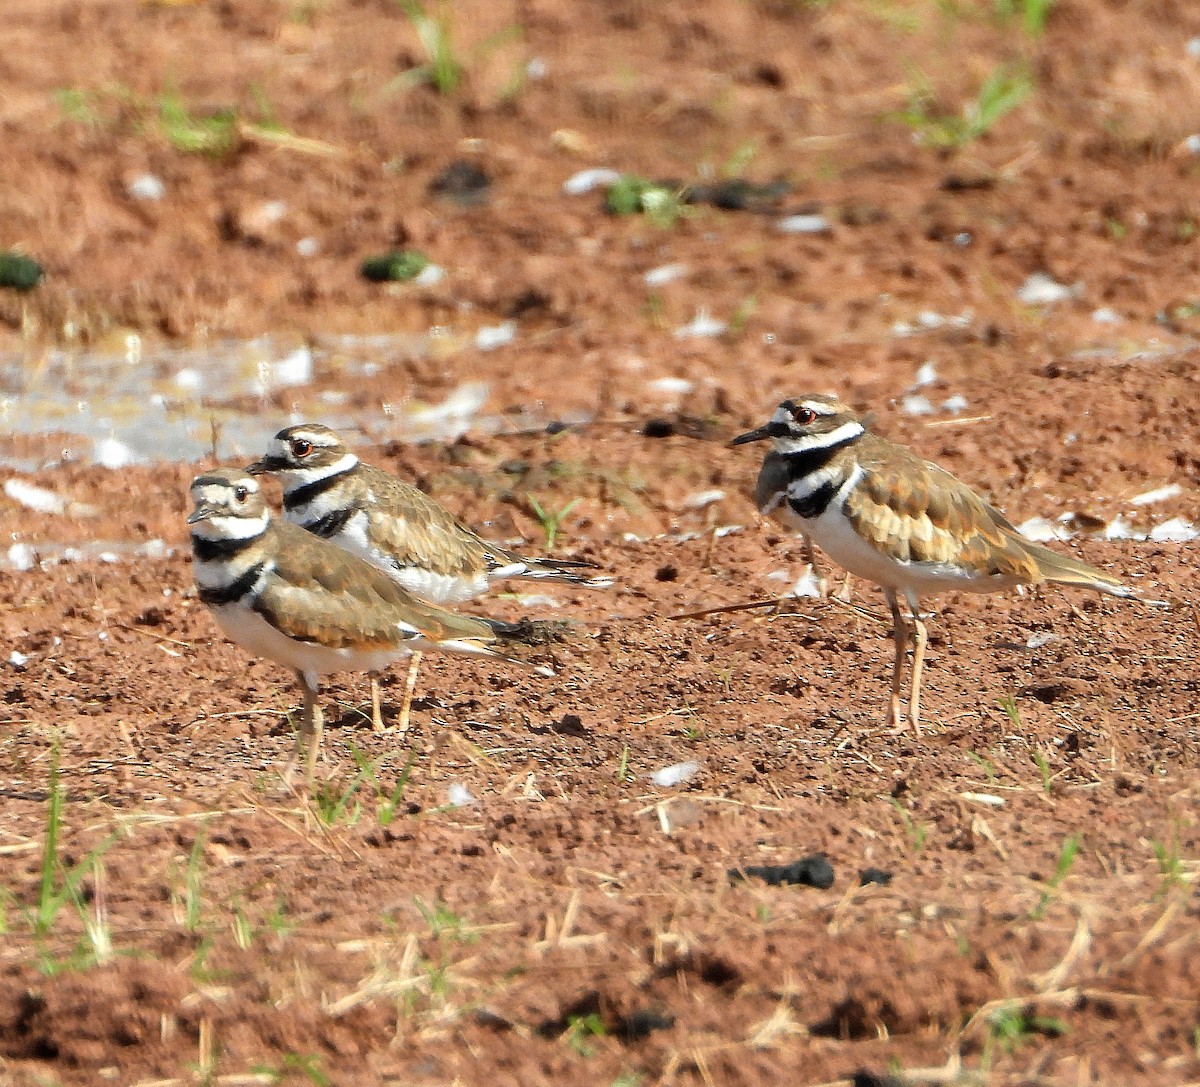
[488,556,613,590]
[1014,536,1164,604]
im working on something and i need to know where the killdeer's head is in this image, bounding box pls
[246,423,359,485]
[732,394,866,456]
[187,469,269,540]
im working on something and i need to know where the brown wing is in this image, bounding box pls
[353,465,499,579]
[258,521,500,649]
[845,435,1043,581]
[358,464,592,580]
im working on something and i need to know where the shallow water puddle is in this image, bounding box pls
[0,330,587,474]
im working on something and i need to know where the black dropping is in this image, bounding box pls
[729,854,834,889]
[428,160,491,206]
[551,713,587,737]
[859,867,893,887]
[619,1007,675,1041]
[853,1073,906,1087]
[643,418,675,439]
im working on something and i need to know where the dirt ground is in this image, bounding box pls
[3,1,1200,1085]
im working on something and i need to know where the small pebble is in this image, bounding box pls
[1129,483,1182,507]
[643,263,687,287]
[127,174,166,201]
[651,760,700,787]
[900,394,934,416]
[475,322,516,351]
[1017,272,1075,306]
[1149,518,1199,543]
[562,167,622,196]
[777,213,831,234]
[447,783,476,807]
[673,310,726,339]
[94,437,136,469]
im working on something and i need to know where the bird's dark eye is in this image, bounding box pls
[234,485,248,502]
[290,438,313,458]
[791,405,817,426]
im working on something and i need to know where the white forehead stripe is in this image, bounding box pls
[772,419,864,455]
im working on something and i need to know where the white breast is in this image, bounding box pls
[792,467,1020,598]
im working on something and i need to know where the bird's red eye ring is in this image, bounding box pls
[791,405,817,425]
[291,438,313,458]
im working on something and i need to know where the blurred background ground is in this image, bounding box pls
[2,1,1200,1084]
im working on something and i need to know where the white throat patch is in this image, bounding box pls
[191,509,269,541]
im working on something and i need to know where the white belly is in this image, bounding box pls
[776,472,1019,599]
[290,505,486,604]
[209,602,411,678]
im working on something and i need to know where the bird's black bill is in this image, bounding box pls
[186,505,216,524]
[731,424,773,446]
[245,456,285,474]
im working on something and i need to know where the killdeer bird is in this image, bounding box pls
[246,423,609,730]
[188,468,553,779]
[733,394,1139,733]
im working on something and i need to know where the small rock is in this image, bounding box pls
[446,783,476,808]
[475,322,516,351]
[912,360,938,387]
[1149,517,1199,543]
[651,760,700,787]
[1017,272,1076,306]
[7,542,37,571]
[4,478,67,515]
[681,488,725,510]
[643,262,688,286]
[561,167,622,196]
[1129,483,1182,507]
[673,310,726,339]
[777,213,832,234]
[413,263,444,287]
[94,437,136,469]
[900,394,934,416]
[127,174,166,201]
